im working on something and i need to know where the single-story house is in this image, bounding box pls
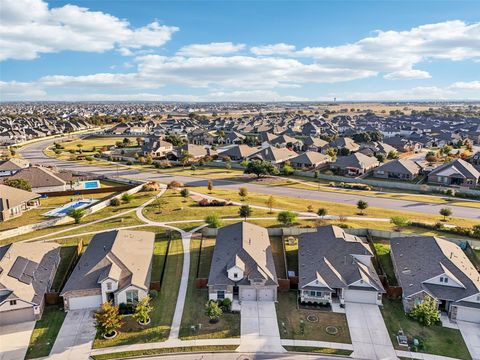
[427,159,480,188]
[391,236,480,323]
[4,166,67,193]
[141,136,173,158]
[208,222,278,302]
[247,146,297,165]
[289,151,331,170]
[302,137,329,152]
[0,158,30,177]
[0,184,40,222]
[298,225,384,306]
[61,230,155,311]
[373,158,421,181]
[219,144,259,161]
[330,153,379,176]
[329,137,360,153]
[0,242,60,325]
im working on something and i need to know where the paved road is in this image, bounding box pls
[19,137,480,220]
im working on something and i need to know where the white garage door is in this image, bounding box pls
[68,295,102,310]
[258,288,275,301]
[456,306,480,323]
[0,307,34,326]
[344,290,378,304]
[240,288,256,301]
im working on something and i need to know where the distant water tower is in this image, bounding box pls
[333,97,336,103]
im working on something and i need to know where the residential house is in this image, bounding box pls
[391,236,480,323]
[330,153,379,176]
[302,137,329,152]
[427,159,480,188]
[329,137,360,153]
[60,230,155,311]
[141,136,173,158]
[223,131,245,145]
[4,166,68,193]
[289,151,330,170]
[0,158,30,177]
[0,242,60,325]
[247,146,297,165]
[373,159,421,181]
[298,225,384,306]
[219,144,259,161]
[0,184,40,222]
[208,222,278,302]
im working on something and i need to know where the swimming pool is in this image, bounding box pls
[43,199,98,217]
[83,180,100,189]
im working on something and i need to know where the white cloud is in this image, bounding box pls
[176,42,245,57]
[250,43,296,55]
[383,69,431,80]
[449,81,480,90]
[0,80,46,98]
[0,0,178,61]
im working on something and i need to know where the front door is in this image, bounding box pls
[106,292,114,304]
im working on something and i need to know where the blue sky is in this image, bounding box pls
[0,0,479,101]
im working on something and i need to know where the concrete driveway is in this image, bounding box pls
[0,321,35,360]
[345,302,397,360]
[49,309,96,360]
[237,301,285,353]
[457,321,480,360]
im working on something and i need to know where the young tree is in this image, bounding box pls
[133,296,153,325]
[317,208,328,219]
[180,188,190,202]
[439,207,452,221]
[123,137,131,146]
[409,296,440,326]
[244,160,279,178]
[207,180,213,194]
[239,205,252,221]
[67,208,85,224]
[282,164,295,176]
[238,187,248,201]
[266,196,276,214]
[121,193,133,203]
[357,200,369,215]
[95,301,122,337]
[205,300,222,323]
[136,137,143,146]
[180,151,193,168]
[4,178,31,192]
[277,211,298,227]
[76,143,83,153]
[390,216,409,230]
[205,213,222,228]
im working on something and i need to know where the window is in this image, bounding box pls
[9,300,17,306]
[440,276,449,283]
[106,282,112,290]
[233,273,238,279]
[217,290,225,300]
[126,290,138,304]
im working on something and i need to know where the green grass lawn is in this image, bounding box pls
[93,234,183,348]
[381,299,471,360]
[285,241,299,274]
[270,236,287,279]
[91,345,239,360]
[151,232,169,282]
[372,242,398,286]
[179,235,240,340]
[276,292,351,343]
[283,346,352,356]
[26,305,66,359]
[142,189,274,223]
[198,237,215,278]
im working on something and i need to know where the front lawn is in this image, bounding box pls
[26,305,66,359]
[179,235,240,340]
[93,234,183,348]
[276,292,351,343]
[381,299,471,360]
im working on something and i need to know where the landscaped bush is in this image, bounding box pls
[409,221,480,239]
[335,182,372,191]
[126,160,133,165]
[143,182,160,191]
[118,302,135,315]
[167,180,183,189]
[149,290,158,299]
[198,199,230,206]
[110,198,121,206]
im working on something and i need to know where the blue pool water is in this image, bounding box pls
[56,200,92,215]
[84,181,100,189]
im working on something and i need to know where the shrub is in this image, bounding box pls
[85,156,94,162]
[133,296,153,324]
[142,182,160,192]
[67,208,85,224]
[277,211,298,226]
[126,160,133,165]
[110,198,121,206]
[205,300,222,322]
[221,298,232,312]
[180,188,190,201]
[238,187,248,200]
[282,164,295,175]
[205,213,222,228]
[317,208,328,218]
[122,193,133,203]
[390,216,410,230]
[409,296,440,326]
[148,290,158,299]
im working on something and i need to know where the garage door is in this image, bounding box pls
[344,289,378,304]
[0,307,35,326]
[240,288,256,301]
[456,306,480,324]
[68,295,102,310]
[258,288,275,301]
